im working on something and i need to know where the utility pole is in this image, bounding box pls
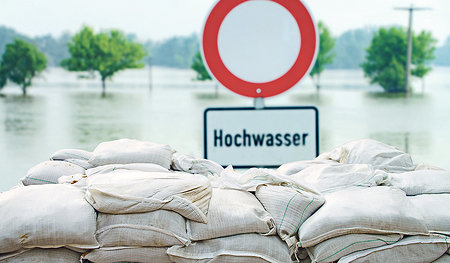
[148,57,153,91]
[394,5,431,97]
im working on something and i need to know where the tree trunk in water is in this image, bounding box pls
[102,78,106,97]
[22,85,27,96]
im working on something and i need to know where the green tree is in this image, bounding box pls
[191,51,211,81]
[190,51,219,98]
[361,27,436,93]
[61,26,147,96]
[310,21,336,90]
[0,38,47,95]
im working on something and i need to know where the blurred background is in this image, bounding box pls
[0,0,449,191]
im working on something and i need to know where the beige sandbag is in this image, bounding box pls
[167,234,291,263]
[0,248,81,262]
[316,139,417,173]
[19,160,86,186]
[306,233,402,263]
[82,247,172,263]
[85,171,211,223]
[299,186,429,247]
[187,188,275,241]
[172,154,224,177]
[291,163,387,194]
[51,148,94,169]
[96,210,189,247]
[276,159,337,175]
[387,170,450,195]
[88,138,175,169]
[433,253,450,263]
[57,173,87,188]
[255,184,325,241]
[86,163,170,176]
[409,194,450,235]
[0,184,98,254]
[338,234,449,263]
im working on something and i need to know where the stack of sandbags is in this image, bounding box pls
[281,139,450,263]
[0,184,98,262]
[167,188,292,262]
[79,139,212,262]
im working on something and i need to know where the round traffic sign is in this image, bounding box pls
[202,0,318,98]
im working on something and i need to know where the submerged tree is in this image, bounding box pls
[191,51,219,97]
[0,38,47,95]
[61,26,147,96]
[309,21,336,90]
[361,27,436,93]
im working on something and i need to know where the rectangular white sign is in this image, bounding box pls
[204,107,319,168]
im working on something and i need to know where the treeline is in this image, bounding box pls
[1,25,449,69]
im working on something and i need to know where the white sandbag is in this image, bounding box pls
[306,233,402,263]
[57,173,87,188]
[276,159,337,176]
[0,248,81,262]
[299,186,429,247]
[433,253,450,263]
[19,160,86,186]
[82,247,172,263]
[338,234,449,263]
[85,171,211,223]
[409,194,450,235]
[172,154,224,177]
[316,139,417,173]
[217,166,320,195]
[291,163,388,194]
[415,163,446,171]
[387,170,450,195]
[88,138,175,169]
[86,163,170,176]
[51,148,94,169]
[167,234,291,263]
[187,188,275,241]
[255,184,325,241]
[0,184,98,254]
[96,210,190,247]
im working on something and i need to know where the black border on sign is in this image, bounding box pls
[203,106,319,168]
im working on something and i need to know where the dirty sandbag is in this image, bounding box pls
[299,186,428,248]
[338,234,449,263]
[167,234,291,263]
[408,194,450,235]
[0,248,81,263]
[387,170,450,195]
[291,163,388,194]
[306,233,402,263]
[255,184,325,241]
[96,210,190,247]
[86,163,170,177]
[58,173,88,188]
[171,154,224,178]
[316,139,417,173]
[216,165,321,195]
[85,171,212,223]
[187,188,276,241]
[88,138,176,169]
[0,184,98,254]
[276,159,336,176]
[19,160,86,186]
[51,148,94,170]
[82,247,173,263]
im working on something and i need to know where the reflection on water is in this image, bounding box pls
[1,66,450,191]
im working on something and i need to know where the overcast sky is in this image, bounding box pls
[0,0,449,45]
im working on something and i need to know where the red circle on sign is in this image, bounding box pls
[202,0,318,98]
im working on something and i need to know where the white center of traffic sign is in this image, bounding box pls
[202,0,318,98]
[218,1,301,83]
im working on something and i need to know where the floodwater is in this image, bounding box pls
[1,66,449,192]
